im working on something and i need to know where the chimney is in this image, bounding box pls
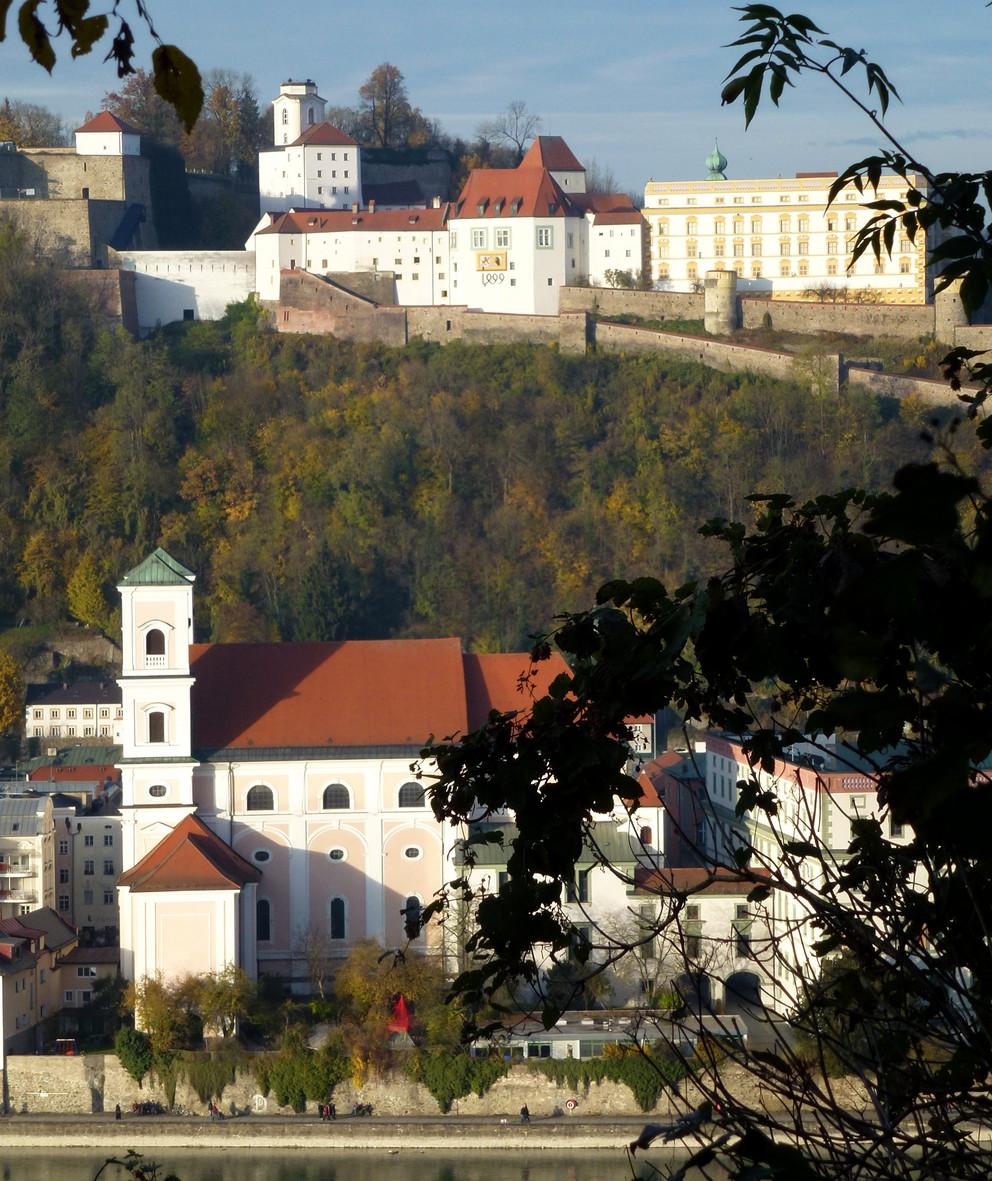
[368,199,376,214]
[432,195,440,209]
[351,202,359,214]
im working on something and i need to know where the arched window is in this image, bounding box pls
[322,783,350,810]
[257,899,271,942]
[398,782,425,808]
[307,109,315,125]
[329,897,346,940]
[247,784,274,811]
[145,629,165,656]
[148,711,165,743]
[403,896,422,939]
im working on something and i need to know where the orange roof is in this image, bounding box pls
[118,814,261,893]
[634,865,771,896]
[520,136,585,172]
[189,638,471,750]
[464,651,571,730]
[593,211,643,226]
[290,122,357,148]
[256,206,449,236]
[75,111,140,136]
[453,167,577,221]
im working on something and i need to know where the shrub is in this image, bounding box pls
[115,1026,153,1085]
[407,1050,508,1113]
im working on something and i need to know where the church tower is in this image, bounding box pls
[272,79,326,146]
[116,548,199,874]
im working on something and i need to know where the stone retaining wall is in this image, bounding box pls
[2,1056,869,1121]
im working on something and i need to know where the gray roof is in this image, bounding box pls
[26,681,121,707]
[0,796,48,837]
[119,547,195,587]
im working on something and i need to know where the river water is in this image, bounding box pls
[0,1149,678,1181]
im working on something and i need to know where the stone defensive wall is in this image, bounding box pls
[559,285,703,322]
[740,296,938,341]
[63,268,139,335]
[0,1055,868,1123]
[592,320,841,391]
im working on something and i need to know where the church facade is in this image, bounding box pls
[115,548,569,991]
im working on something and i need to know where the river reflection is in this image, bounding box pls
[0,1149,681,1181]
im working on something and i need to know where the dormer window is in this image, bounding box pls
[476,199,488,215]
[494,199,504,214]
[510,198,522,215]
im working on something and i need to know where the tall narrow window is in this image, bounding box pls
[329,897,346,940]
[247,784,274,811]
[257,899,271,941]
[148,711,165,743]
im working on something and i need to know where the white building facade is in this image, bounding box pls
[644,148,931,301]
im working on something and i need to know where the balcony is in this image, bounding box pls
[144,655,166,669]
[0,889,37,902]
[0,864,32,877]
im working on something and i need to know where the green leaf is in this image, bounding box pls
[152,42,204,132]
[18,0,55,71]
[69,11,105,56]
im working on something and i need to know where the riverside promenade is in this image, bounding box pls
[0,1112,662,1151]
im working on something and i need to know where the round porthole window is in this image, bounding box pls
[253,850,271,863]
[148,785,166,798]
[403,846,422,860]
[328,848,346,862]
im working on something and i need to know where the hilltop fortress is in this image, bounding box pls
[1,77,985,364]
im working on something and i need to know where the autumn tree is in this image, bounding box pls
[357,63,434,148]
[66,551,113,633]
[0,98,66,145]
[0,649,24,737]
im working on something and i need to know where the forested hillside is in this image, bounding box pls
[0,224,950,654]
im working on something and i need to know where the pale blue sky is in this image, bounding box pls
[1,1,989,191]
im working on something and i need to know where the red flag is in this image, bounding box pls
[388,994,410,1033]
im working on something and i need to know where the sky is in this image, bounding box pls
[1,1,990,192]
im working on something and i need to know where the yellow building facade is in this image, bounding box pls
[644,154,931,304]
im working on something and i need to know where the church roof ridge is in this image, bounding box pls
[119,548,196,587]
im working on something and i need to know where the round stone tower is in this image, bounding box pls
[705,268,739,334]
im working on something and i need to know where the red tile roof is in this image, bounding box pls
[189,638,471,750]
[75,112,141,136]
[256,206,449,236]
[633,865,771,896]
[452,167,578,221]
[118,814,261,893]
[593,211,644,227]
[290,122,357,147]
[520,136,585,173]
[464,652,571,730]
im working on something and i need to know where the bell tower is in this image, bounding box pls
[116,548,199,871]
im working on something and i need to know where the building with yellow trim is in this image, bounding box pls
[643,146,931,304]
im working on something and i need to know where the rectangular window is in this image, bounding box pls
[81,990,92,1005]
[471,228,487,249]
[58,895,69,912]
[84,860,94,876]
[104,891,115,905]
[84,835,94,847]
[566,869,591,904]
[58,840,68,856]
[65,990,74,1003]
[77,966,98,978]
[536,226,553,248]
[103,859,114,875]
[104,835,113,847]
[59,869,69,884]
[67,708,76,719]
[495,227,510,248]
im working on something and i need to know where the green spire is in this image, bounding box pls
[706,140,728,180]
[119,547,195,586]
